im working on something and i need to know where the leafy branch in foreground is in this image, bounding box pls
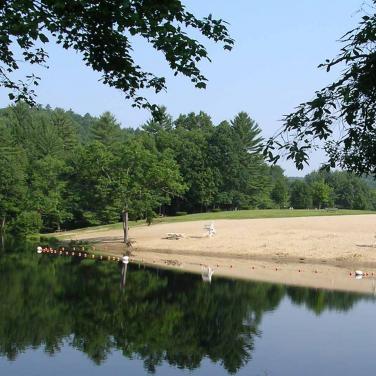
[265,2,376,175]
[0,0,234,112]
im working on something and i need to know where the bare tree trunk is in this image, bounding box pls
[0,216,5,235]
[122,209,129,244]
[0,217,5,251]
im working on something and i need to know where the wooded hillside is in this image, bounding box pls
[0,103,375,234]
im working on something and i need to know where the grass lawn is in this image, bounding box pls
[52,209,375,237]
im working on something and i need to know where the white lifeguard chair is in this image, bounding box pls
[204,222,216,237]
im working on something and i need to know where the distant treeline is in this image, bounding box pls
[0,103,375,234]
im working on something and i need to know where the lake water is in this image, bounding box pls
[1,239,376,376]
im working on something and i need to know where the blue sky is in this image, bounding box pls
[2,0,364,175]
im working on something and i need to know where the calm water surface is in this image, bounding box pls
[0,239,375,375]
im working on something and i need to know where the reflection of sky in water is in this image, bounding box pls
[1,297,375,375]
[249,299,376,375]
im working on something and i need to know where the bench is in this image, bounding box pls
[166,233,185,240]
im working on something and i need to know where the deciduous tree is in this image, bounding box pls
[0,0,233,112]
[265,2,376,175]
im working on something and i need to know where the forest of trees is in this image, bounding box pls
[0,103,375,235]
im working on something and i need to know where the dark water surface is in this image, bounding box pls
[0,239,375,376]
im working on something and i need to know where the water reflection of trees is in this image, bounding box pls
[0,243,374,374]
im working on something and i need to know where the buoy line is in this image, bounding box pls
[36,247,374,278]
[36,246,129,264]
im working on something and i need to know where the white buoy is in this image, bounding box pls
[36,246,43,254]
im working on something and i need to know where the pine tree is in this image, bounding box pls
[231,112,263,154]
[91,112,122,147]
[51,109,78,152]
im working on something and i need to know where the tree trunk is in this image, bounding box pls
[122,209,129,244]
[0,216,5,235]
[0,217,5,251]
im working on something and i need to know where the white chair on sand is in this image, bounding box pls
[204,222,216,237]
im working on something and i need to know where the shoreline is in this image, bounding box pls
[97,245,376,295]
[57,214,376,294]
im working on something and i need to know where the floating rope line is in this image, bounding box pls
[36,246,128,263]
[36,247,374,279]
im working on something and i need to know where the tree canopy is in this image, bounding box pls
[0,0,233,113]
[265,1,376,176]
[0,103,374,235]
[0,103,290,234]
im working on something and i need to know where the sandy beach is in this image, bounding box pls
[63,214,376,294]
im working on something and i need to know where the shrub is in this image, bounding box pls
[12,211,42,235]
[175,211,188,216]
[239,205,252,210]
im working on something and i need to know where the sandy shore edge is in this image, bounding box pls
[61,215,376,295]
[94,243,376,295]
